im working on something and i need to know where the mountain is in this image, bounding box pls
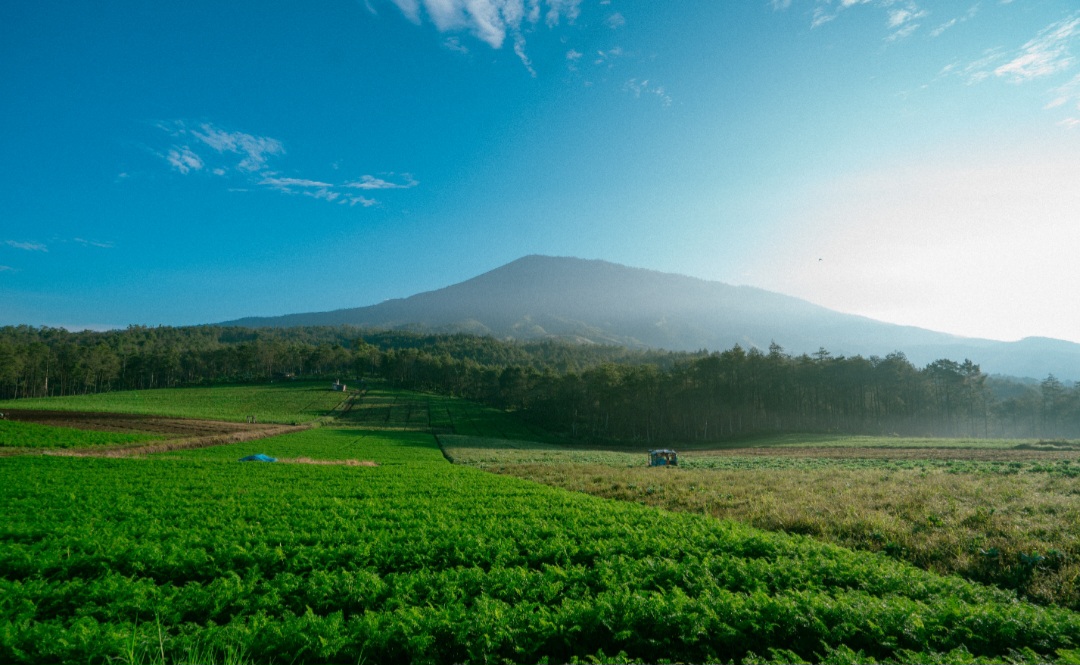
[223,255,1080,380]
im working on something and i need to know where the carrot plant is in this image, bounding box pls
[3,427,1080,664]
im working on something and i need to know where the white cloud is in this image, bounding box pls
[443,36,470,53]
[346,174,419,189]
[594,46,623,65]
[930,5,977,37]
[390,0,422,23]
[384,0,583,72]
[623,78,672,107]
[605,12,625,29]
[260,177,336,191]
[0,265,13,273]
[155,121,415,208]
[190,123,286,172]
[72,238,115,249]
[993,14,1080,82]
[5,240,47,252]
[166,146,204,174]
[346,195,378,207]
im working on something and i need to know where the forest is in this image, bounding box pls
[1,324,1077,440]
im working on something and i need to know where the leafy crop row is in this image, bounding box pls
[446,439,1080,611]
[3,427,1080,664]
[0,382,348,424]
[0,420,157,449]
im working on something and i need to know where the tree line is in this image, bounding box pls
[1,324,1077,440]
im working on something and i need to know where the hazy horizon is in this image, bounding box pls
[3,2,1079,344]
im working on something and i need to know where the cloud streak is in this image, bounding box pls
[72,238,115,249]
[155,121,417,208]
[623,78,672,107]
[5,240,48,252]
[993,13,1080,83]
[384,0,583,74]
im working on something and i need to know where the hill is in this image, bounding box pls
[223,255,1080,380]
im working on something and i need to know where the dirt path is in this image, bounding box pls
[1,392,361,458]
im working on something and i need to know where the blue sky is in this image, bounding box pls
[3,0,1080,343]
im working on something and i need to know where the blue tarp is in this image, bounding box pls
[239,454,277,462]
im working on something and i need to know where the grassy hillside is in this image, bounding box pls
[0,381,348,424]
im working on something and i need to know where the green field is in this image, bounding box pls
[0,382,349,424]
[5,427,1080,664]
[443,434,1080,611]
[0,419,158,449]
[4,384,1080,664]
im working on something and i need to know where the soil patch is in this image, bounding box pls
[0,409,275,438]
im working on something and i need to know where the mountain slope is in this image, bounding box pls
[223,255,1079,380]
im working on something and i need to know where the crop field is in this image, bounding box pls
[0,419,158,450]
[4,428,1080,664]
[0,381,349,424]
[4,384,1080,664]
[443,435,1080,611]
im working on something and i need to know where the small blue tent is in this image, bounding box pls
[239,454,277,462]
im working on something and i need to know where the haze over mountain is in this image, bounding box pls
[224,256,1080,381]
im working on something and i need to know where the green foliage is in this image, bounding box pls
[445,436,1080,610]
[3,427,1080,664]
[0,382,347,424]
[0,420,157,449]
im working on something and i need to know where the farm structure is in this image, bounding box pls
[649,449,678,466]
[331,380,347,392]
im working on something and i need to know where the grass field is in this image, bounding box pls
[0,419,158,449]
[0,382,349,424]
[4,426,1080,664]
[443,434,1080,611]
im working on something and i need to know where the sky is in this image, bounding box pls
[2,0,1080,343]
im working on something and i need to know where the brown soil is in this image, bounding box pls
[44,423,312,458]
[1,409,276,437]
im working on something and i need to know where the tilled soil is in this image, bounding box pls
[0,409,276,438]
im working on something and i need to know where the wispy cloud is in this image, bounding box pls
[383,0,583,74]
[5,240,47,252]
[594,46,624,66]
[166,146,204,174]
[190,123,285,172]
[605,12,625,29]
[160,121,283,176]
[72,238,115,249]
[941,11,1080,104]
[443,36,469,53]
[155,121,417,208]
[623,78,672,107]
[260,177,336,190]
[345,174,418,190]
[0,265,14,273]
[993,13,1080,82]
[885,4,927,41]
[930,5,978,38]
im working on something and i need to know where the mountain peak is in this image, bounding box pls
[221,256,1080,379]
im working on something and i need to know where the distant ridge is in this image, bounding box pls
[222,255,1080,380]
